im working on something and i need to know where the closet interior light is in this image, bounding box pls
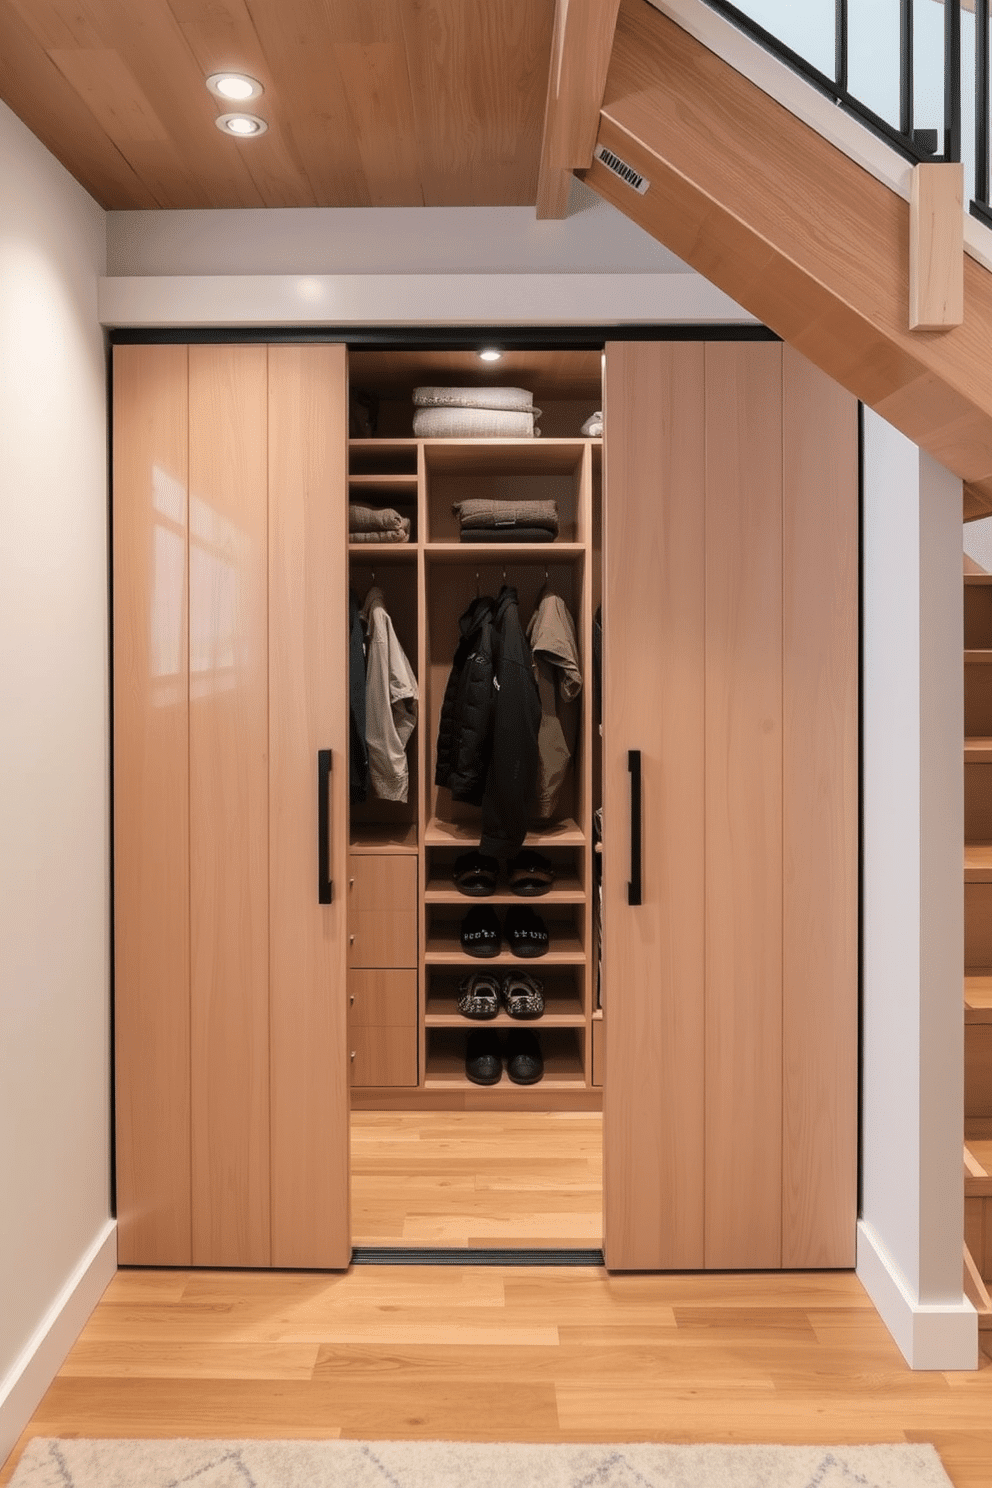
[215,113,268,137]
[206,72,263,102]
[479,349,502,362]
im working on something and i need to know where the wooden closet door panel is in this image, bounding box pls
[113,343,192,1265]
[188,344,271,1268]
[782,347,858,1267]
[704,342,784,1270]
[602,340,706,1270]
[268,343,351,1269]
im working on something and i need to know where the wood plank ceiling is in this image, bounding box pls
[0,0,555,209]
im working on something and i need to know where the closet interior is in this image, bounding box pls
[345,349,604,1126]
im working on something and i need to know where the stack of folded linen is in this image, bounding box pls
[348,504,411,543]
[412,386,541,439]
[453,498,559,543]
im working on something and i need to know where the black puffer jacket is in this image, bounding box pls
[434,595,496,805]
[479,586,541,859]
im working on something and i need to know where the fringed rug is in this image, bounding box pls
[7,1438,955,1488]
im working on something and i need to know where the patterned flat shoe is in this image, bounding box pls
[457,970,501,1020]
[502,970,544,1019]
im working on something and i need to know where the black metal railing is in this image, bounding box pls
[701,0,991,229]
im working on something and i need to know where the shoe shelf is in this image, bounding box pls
[424,816,585,848]
[424,1027,586,1089]
[425,971,585,1027]
[423,873,585,904]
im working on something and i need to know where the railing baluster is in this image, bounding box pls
[945,0,962,161]
[978,0,991,206]
[835,0,848,96]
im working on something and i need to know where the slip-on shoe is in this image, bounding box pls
[465,1029,503,1085]
[505,1029,543,1085]
[460,905,501,958]
[503,905,548,958]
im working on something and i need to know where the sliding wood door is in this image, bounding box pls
[114,343,350,1269]
[602,340,858,1271]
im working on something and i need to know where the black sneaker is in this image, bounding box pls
[466,1029,502,1085]
[506,1029,543,1085]
[503,905,548,958]
[460,905,501,958]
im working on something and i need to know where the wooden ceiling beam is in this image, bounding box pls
[581,0,992,517]
[536,0,621,219]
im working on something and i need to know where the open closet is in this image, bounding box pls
[112,333,859,1274]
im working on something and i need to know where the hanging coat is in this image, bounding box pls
[435,595,496,806]
[526,593,582,820]
[479,585,542,860]
[349,590,370,804]
[361,586,418,803]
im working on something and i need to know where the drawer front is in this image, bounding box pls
[349,854,417,967]
[350,969,417,1029]
[350,1025,418,1087]
[592,1019,605,1088]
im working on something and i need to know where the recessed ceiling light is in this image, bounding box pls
[479,349,502,362]
[207,72,263,102]
[215,113,268,137]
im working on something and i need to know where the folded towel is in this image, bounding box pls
[413,385,538,413]
[454,498,559,534]
[349,504,410,536]
[459,527,556,544]
[349,522,411,544]
[412,407,539,439]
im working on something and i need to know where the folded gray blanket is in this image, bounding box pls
[350,525,411,543]
[349,504,410,539]
[453,498,558,534]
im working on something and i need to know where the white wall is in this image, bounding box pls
[0,100,115,1462]
[860,409,975,1368]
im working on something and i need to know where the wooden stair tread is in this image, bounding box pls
[965,844,992,881]
[965,976,992,1021]
[965,1141,992,1196]
[965,739,992,762]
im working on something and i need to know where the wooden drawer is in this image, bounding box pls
[349,969,417,1028]
[348,854,417,968]
[350,1025,418,1087]
[592,1018,605,1088]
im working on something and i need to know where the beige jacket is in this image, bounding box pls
[361,587,419,803]
[526,594,582,820]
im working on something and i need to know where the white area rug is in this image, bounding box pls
[8,1438,955,1488]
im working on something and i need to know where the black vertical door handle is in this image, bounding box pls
[628,749,642,907]
[318,749,333,904]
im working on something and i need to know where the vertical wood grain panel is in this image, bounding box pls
[602,340,706,1270]
[781,347,859,1267]
[188,344,270,1267]
[268,343,351,1268]
[704,342,784,1270]
[113,343,192,1264]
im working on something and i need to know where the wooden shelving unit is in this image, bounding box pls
[346,355,603,1108]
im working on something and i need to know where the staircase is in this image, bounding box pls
[963,566,992,1330]
[580,0,992,521]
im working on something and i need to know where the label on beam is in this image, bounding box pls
[594,143,650,194]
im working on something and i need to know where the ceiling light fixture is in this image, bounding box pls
[215,113,268,137]
[207,72,263,102]
[479,349,502,362]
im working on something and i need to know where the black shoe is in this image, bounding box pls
[466,1029,502,1085]
[502,970,544,1019]
[457,970,501,1020]
[504,905,548,958]
[506,1029,543,1084]
[507,849,555,896]
[452,849,499,896]
[460,905,501,958]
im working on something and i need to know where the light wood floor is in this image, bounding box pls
[4,1115,992,1488]
[351,1111,603,1248]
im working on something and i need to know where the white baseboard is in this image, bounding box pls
[0,1221,117,1467]
[857,1219,978,1370]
